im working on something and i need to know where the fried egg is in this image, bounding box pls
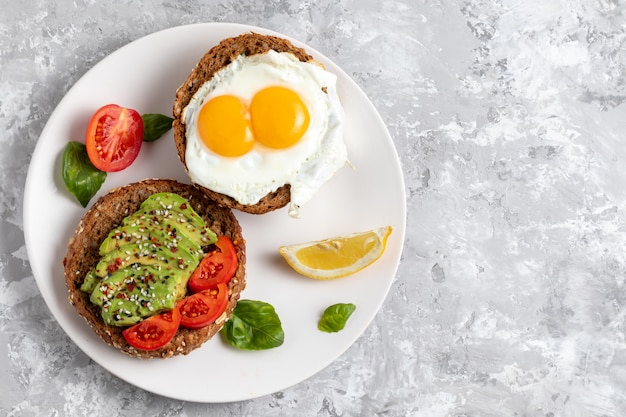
[182,50,346,217]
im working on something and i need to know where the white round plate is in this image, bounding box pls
[23,23,406,402]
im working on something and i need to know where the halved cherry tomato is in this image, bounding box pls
[122,307,180,351]
[188,236,238,293]
[85,104,144,172]
[177,283,229,329]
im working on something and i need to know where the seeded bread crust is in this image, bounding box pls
[172,33,315,214]
[63,179,246,359]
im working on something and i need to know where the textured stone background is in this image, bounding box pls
[2,0,626,415]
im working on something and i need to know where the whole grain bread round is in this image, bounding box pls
[63,179,246,359]
[172,33,315,214]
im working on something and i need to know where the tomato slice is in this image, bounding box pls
[122,307,181,351]
[188,236,238,293]
[177,283,229,329]
[85,104,144,172]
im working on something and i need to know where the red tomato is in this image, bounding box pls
[122,307,180,351]
[85,104,144,172]
[188,236,238,293]
[177,283,229,329]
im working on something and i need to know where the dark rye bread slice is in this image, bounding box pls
[63,179,246,359]
[172,33,315,214]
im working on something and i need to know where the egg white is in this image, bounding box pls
[182,50,346,217]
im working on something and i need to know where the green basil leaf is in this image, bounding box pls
[141,113,174,142]
[62,141,106,207]
[221,300,284,350]
[318,303,356,333]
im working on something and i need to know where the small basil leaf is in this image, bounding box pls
[141,113,174,142]
[62,141,106,207]
[318,303,356,333]
[221,300,284,350]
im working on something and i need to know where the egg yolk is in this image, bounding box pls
[197,95,254,157]
[197,87,310,156]
[250,86,310,149]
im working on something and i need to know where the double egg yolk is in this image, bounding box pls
[197,86,310,157]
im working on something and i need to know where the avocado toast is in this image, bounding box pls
[63,179,246,359]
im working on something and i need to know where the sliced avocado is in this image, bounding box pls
[80,270,101,293]
[99,192,216,256]
[99,220,207,257]
[120,209,216,247]
[89,264,188,326]
[94,241,200,278]
[85,192,220,327]
[138,192,206,228]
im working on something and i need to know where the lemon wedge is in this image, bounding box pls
[278,226,392,280]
